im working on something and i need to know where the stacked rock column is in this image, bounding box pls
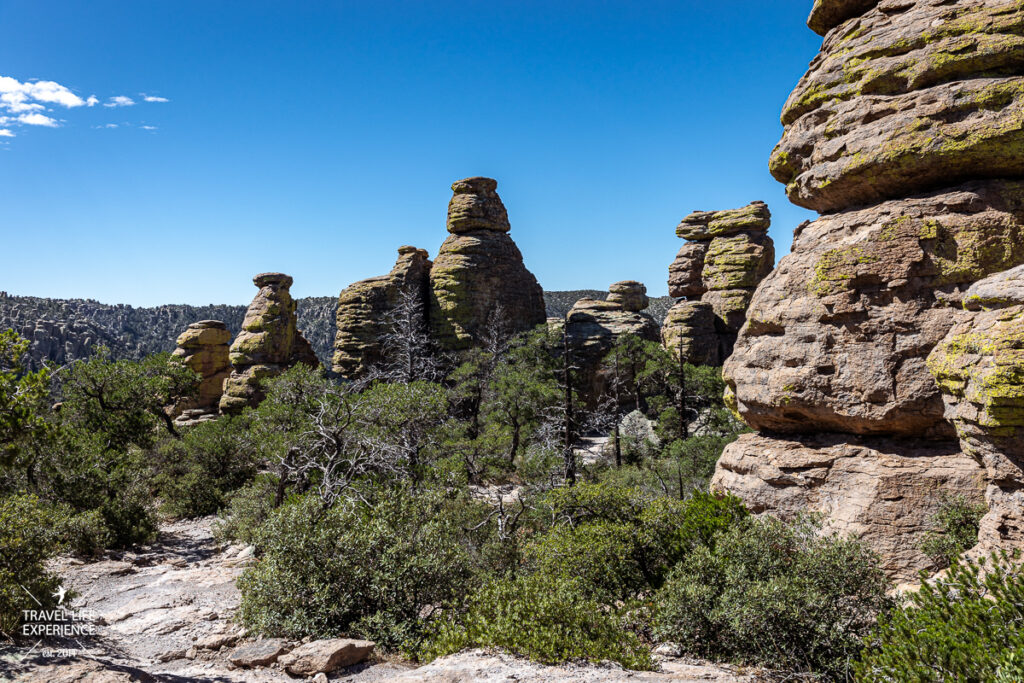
[220,272,321,413]
[169,320,231,424]
[661,202,774,364]
[712,0,1024,580]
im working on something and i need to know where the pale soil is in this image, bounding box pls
[0,517,751,682]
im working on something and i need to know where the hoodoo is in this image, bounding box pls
[662,202,774,363]
[168,319,231,425]
[429,177,546,351]
[712,0,1024,581]
[220,273,320,413]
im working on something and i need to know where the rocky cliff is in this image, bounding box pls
[713,0,1024,582]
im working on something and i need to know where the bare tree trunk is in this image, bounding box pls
[563,329,576,487]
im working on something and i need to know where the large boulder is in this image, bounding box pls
[711,433,985,584]
[169,320,231,424]
[566,286,660,408]
[332,246,432,379]
[430,177,546,351]
[220,273,320,413]
[724,180,1024,437]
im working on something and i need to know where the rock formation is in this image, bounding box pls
[566,281,660,408]
[928,265,1024,556]
[662,202,774,363]
[332,246,432,379]
[430,177,546,351]
[220,273,321,413]
[713,0,1024,581]
[169,320,231,424]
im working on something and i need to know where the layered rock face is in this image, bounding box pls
[566,282,660,407]
[169,320,231,424]
[220,273,321,413]
[430,177,546,351]
[332,246,432,379]
[928,265,1024,555]
[662,202,774,363]
[713,0,1024,580]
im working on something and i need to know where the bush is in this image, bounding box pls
[237,490,493,650]
[151,415,258,518]
[918,493,986,569]
[526,486,748,600]
[214,474,280,545]
[655,515,892,679]
[855,552,1024,682]
[424,572,653,670]
[0,495,67,638]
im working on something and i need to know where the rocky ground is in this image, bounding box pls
[0,517,751,682]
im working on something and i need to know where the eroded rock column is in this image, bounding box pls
[169,320,231,425]
[710,0,1024,581]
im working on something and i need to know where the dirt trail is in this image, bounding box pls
[0,518,748,682]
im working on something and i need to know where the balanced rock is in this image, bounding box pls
[606,281,649,312]
[714,0,1024,578]
[169,320,231,422]
[566,285,660,408]
[220,273,321,413]
[662,202,774,363]
[333,246,432,379]
[430,177,546,350]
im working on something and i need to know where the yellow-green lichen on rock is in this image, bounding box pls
[220,273,321,413]
[429,178,545,352]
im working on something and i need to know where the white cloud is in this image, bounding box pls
[104,95,135,108]
[0,75,165,140]
[17,113,58,127]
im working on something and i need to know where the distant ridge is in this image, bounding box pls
[0,290,672,370]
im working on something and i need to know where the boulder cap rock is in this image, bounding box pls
[807,0,878,36]
[188,320,228,330]
[253,272,293,288]
[677,201,771,241]
[607,280,649,312]
[446,176,511,234]
[451,176,498,193]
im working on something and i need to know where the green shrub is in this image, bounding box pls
[0,495,67,638]
[237,490,492,650]
[61,509,112,557]
[424,572,653,670]
[214,474,280,545]
[655,515,891,679]
[918,493,986,569]
[525,487,747,600]
[855,552,1024,682]
[151,415,258,518]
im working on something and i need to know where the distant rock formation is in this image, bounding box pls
[713,0,1024,581]
[429,177,546,351]
[220,273,321,413]
[566,281,660,408]
[169,320,231,425]
[662,202,774,363]
[332,246,432,379]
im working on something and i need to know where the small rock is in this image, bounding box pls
[185,647,198,660]
[653,642,684,658]
[278,638,375,676]
[157,649,186,662]
[313,675,328,683]
[197,632,239,650]
[228,638,293,668]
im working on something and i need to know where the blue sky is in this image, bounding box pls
[1,1,821,306]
